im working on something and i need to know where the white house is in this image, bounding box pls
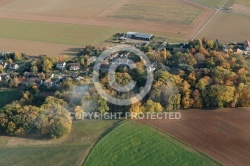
[56,62,66,70]
[9,64,19,70]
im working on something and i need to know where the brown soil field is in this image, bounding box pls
[140,108,250,166]
[197,12,250,42]
[0,38,82,56]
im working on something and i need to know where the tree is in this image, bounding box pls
[0,65,4,73]
[141,100,162,113]
[206,40,214,48]
[129,102,142,118]
[74,105,84,119]
[42,59,53,72]
[7,58,13,64]
[10,77,19,87]
[98,98,109,113]
[13,52,22,61]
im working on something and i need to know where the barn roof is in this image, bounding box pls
[135,33,153,39]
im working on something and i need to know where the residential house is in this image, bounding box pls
[9,64,19,70]
[0,60,8,69]
[56,62,66,70]
[68,63,80,71]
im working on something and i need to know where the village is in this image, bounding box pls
[0,32,249,94]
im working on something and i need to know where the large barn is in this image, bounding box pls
[125,32,154,41]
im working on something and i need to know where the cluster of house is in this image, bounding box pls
[56,62,81,71]
[0,60,20,70]
[99,51,156,72]
[224,40,250,55]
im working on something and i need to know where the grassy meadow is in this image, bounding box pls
[84,121,220,166]
[0,120,119,166]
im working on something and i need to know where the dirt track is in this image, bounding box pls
[140,108,250,166]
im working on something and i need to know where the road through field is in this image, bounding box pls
[191,0,229,39]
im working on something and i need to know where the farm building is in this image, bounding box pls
[125,32,154,40]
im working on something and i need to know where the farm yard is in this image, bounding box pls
[84,121,220,166]
[0,0,215,55]
[140,108,250,166]
[0,120,119,166]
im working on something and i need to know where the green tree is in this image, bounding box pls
[98,98,109,113]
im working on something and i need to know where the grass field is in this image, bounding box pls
[0,89,22,108]
[197,12,250,42]
[0,18,125,46]
[110,0,203,24]
[193,0,227,7]
[0,120,119,166]
[84,121,220,166]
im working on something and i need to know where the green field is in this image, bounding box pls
[0,89,22,108]
[0,19,126,46]
[110,0,203,24]
[193,0,228,8]
[0,120,119,166]
[84,121,220,166]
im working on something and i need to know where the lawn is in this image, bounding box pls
[193,0,228,8]
[84,121,220,166]
[0,89,22,108]
[0,120,119,166]
[109,0,203,24]
[0,19,125,46]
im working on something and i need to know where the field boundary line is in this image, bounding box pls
[80,120,125,166]
[137,120,222,165]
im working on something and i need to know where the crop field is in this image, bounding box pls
[0,0,215,55]
[190,0,228,8]
[109,0,203,24]
[0,89,22,108]
[140,108,250,166]
[0,120,119,166]
[0,0,117,19]
[197,12,250,42]
[84,121,220,166]
[234,0,250,6]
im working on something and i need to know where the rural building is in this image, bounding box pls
[125,32,154,40]
[56,62,66,70]
[68,63,80,71]
[9,64,19,70]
